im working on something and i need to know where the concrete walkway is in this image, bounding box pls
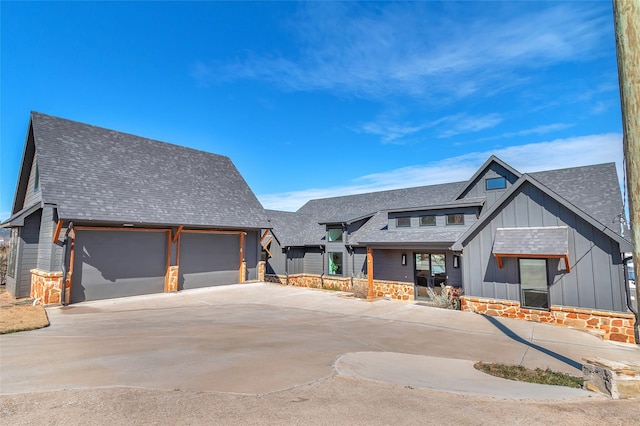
[2,283,639,399]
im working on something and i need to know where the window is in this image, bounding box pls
[446,214,464,225]
[396,217,411,227]
[519,258,549,309]
[328,228,343,242]
[485,177,506,190]
[7,228,18,278]
[328,252,343,276]
[419,216,436,226]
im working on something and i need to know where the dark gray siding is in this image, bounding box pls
[23,155,42,209]
[460,163,519,209]
[287,248,305,275]
[266,237,286,275]
[446,252,462,287]
[352,247,368,278]
[71,229,166,303]
[179,232,240,290]
[14,210,41,297]
[388,208,477,230]
[245,231,259,280]
[6,229,18,296]
[304,248,323,275]
[36,206,63,272]
[462,182,627,312]
[373,249,414,283]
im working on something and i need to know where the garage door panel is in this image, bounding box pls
[72,230,167,303]
[180,233,239,290]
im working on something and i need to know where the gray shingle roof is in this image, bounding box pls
[529,163,624,235]
[265,209,325,247]
[351,211,466,245]
[31,112,268,228]
[296,181,467,223]
[274,159,626,248]
[493,227,568,256]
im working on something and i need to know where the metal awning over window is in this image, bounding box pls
[492,226,570,272]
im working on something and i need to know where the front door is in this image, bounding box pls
[414,253,446,300]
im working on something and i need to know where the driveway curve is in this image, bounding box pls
[2,283,639,398]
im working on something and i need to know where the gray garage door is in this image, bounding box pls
[179,232,240,290]
[71,230,167,303]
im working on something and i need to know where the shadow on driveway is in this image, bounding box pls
[482,314,583,371]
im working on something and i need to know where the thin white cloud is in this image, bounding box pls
[258,133,624,211]
[196,2,611,100]
[438,114,504,138]
[358,113,503,143]
[477,123,574,142]
[358,121,428,144]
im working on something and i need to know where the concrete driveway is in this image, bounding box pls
[2,283,639,399]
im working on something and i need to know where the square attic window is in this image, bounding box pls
[486,177,506,190]
[396,217,411,227]
[328,228,343,242]
[420,216,436,226]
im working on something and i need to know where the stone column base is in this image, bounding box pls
[166,266,179,292]
[30,269,64,305]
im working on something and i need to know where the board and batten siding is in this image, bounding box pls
[266,237,286,275]
[36,206,66,272]
[14,210,42,297]
[287,248,305,275]
[459,163,519,209]
[244,230,259,280]
[352,247,368,277]
[461,182,627,312]
[22,154,42,209]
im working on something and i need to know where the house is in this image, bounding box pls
[263,157,638,344]
[4,112,636,344]
[3,112,269,304]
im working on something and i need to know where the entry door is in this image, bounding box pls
[414,253,446,300]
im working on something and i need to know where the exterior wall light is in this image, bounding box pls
[401,253,407,266]
[453,255,460,268]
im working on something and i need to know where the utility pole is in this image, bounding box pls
[612,0,640,311]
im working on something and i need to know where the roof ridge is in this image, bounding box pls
[31,111,232,161]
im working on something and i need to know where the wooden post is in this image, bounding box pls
[367,248,374,300]
[53,220,63,243]
[613,0,640,309]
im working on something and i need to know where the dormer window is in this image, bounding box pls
[485,177,506,190]
[396,217,411,227]
[328,228,343,242]
[419,216,436,226]
[446,214,464,225]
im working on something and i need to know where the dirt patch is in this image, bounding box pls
[0,285,49,334]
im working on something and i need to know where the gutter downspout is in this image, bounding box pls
[320,246,325,289]
[623,255,639,344]
[348,245,355,290]
[60,222,73,306]
[285,247,290,286]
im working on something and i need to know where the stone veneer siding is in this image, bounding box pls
[257,261,266,282]
[166,266,179,292]
[461,296,636,344]
[30,269,64,305]
[264,274,413,300]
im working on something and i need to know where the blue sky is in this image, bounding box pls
[0,1,625,220]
